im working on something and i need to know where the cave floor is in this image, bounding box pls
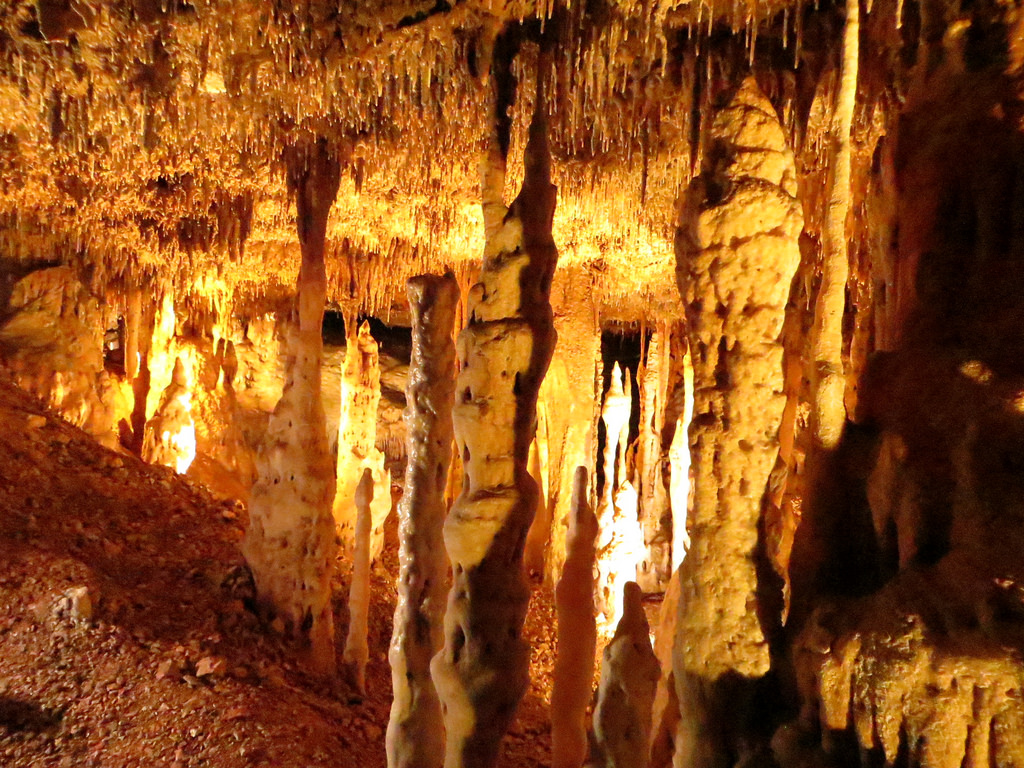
[0,374,556,768]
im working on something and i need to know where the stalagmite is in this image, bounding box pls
[141,357,196,474]
[673,77,803,766]
[431,68,558,768]
[589,581,660,768]
[242,140,341,675]
[637,326,671,592]
[551,467,598,768]
[334,320,392,560]
[387,273,459,768]
[810,0,858,449]
[344,468,374,695]
[596,363,643,631]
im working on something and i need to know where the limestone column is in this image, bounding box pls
[242,139,341,675]
[430,71,558,768]
[551,466,598,768]
[589,581,660,768]
[672,78,803,766]
[387,274,459,768]
[334,319,392,560]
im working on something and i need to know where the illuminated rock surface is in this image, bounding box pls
[673,77,803,767]
[388,273,458,768]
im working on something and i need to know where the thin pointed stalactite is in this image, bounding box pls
[387,273,459,768]
[242,139,341,676]
[431,55,558,768]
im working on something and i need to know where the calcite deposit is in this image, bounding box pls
[334,320,392,559]
[431,71,558,768]
[590,581,660,768]
[551,467,598,768]
[242,141,341,675]
[141,357,196,474]
[387,273,459,768]
[673,77,803,766]
[596,362,644,632]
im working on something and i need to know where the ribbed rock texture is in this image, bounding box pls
[431,78,558,768]
[673,77,803,766]
[551,467,598,768]
[242,140,341,675]
[387,273,459,768]
[334,319,392,559]
[589,581,660,768]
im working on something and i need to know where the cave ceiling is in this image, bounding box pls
[0,0,867,323]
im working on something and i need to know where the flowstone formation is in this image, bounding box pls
[589,581,660,768]
[242,140,341,675]
[551,467,599,768]
[387,273,459,768]
[430,71,559,768]
[334,319,392,559]
[673,77,803,766]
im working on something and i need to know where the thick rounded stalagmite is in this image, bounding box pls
[430,74,558,768]
[242,140,341,675]
[551,466,599,768]
[589,581,660,768]
[387,273,459,768]
[672,78,803,766]
[334,320,392,560]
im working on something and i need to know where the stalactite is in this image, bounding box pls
[810,0,859,449]
[242,139,341,676]
[673,77,803,767]
[636,324,671,592]
[588,581,660,768]
[334,319,392,560]
[387,273,458,768]
[595,363,643,632]
[344,468,374,695]
[431,62,558,768]
[551,467,598,768]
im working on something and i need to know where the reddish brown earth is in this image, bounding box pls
[0,373,556,768]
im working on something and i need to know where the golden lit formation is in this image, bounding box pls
[2,1,1024,768]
